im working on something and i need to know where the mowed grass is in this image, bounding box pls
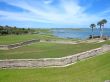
[0,40,110,59]
[0,52,110,82]
[0,34,62,45]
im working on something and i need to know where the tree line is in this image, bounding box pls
[90,19,107,39]
[0,25,35,35]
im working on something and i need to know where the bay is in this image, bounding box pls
[52,28,110,39]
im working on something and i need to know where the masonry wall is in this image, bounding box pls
[0,39,40,50]
[0,45,110,68]
[0,45,9,50]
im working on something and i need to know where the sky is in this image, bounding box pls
[0,0,110,28]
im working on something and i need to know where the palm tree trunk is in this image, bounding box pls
[92,28,93,39]
[100,25,102,38]
[102,25,104,38]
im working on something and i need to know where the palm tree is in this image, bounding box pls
[101,19,107,28]
[90,24,96,39]
[97,21,103,38]
[97,19,107,38]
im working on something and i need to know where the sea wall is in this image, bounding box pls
[0,45,110,68]
[0,39,40,50]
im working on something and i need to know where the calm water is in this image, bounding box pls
[52,28,110,39]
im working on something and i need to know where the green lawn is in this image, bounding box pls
[0,40,110,59]
[0,33,77,45]
[34,28,53,35]
[0,52,110,82]
[0,34,63,45]
[0,28,54,45]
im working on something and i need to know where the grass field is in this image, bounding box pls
[0,28,53,44]
[0,52,110,82]
[0,34,65,45]
[34,28,53,35]
[0,33,110,82]
[0,40,110,59]
[0,34,77,45]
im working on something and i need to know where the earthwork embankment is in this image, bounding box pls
[0,39,40,50]
[0,45,110,68]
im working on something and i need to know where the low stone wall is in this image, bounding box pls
[0,45,9,50]
[0,39,40,50]
[0,45,110,68]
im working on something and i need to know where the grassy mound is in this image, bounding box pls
[0,40,110,59]
[0,52,110,82]
[0,41,107,59]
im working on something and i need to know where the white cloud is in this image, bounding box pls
[0,0,109,26]
[43,0,53,4]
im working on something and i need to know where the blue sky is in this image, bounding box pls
[0,0,110,28]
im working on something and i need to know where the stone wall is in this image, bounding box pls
[0,45,110,68]
[0,45,9,50]
[0,39,40,50]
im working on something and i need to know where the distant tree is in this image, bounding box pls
[0,25,35,35]
[0,26,3,30]
[5,25,9,28]
[13,26,17,29]
[97,19,107,38]
[101,19,107,28]
[90,24,96,39]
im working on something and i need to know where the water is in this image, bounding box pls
[52,28,110,39]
